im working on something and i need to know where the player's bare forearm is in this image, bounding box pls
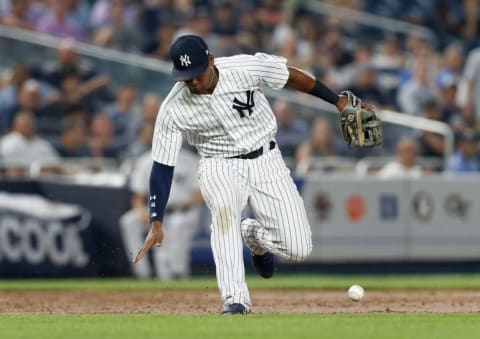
[286,66,316,93]
[286,67,347,112]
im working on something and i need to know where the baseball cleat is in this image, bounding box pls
[220,303,248,315]
[252,252,274,279]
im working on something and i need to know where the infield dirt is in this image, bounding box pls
[1,289,479,314]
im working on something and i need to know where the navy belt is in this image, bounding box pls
[230,141,276,159]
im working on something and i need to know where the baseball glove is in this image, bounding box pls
[339,91,382,148]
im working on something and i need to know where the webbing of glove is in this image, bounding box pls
[356,108,382,148]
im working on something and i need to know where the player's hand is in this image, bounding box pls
[133,221,164,264]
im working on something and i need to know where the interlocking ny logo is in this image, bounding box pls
[232,90,255,118]
[179,54,191,67]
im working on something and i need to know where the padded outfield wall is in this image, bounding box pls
[0,175,479,277]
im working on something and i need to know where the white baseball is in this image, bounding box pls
[348,284,364,301]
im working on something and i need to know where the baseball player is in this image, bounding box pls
[120,147,202,279]
[133,35,379,314]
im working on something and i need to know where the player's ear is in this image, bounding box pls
[208,53,215,65]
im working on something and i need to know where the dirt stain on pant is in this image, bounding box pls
[217,207,233,234]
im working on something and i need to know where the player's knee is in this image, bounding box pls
[287,243,312,263]
[284,234,312,263]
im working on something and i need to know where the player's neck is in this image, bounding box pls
[205,66,219,94]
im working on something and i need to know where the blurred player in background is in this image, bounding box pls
[120,146,202,280]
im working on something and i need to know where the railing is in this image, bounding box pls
[0,26,174,95]
[306,0,436,41]
[378,110,454,170]
[0,26,453,170]
[265,89,454,169]
[354,156,444,176]
[0,26,171,72]
[0,158,126,185]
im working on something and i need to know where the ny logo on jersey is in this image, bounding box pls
[232,90,255,118]
[179,54,191,67]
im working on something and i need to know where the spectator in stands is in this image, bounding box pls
[256,0,284,38]
[54,115,91,158]
[122,121,154,163]
[90,0,139,31]
[142,21,176,60]
[234,10,262,54]
[0,110,59,172]
[460,0,478,42]
[436,44,464,88]
[416,100,446,161]
[33,39,109,90]
[295,117,344,176]
[210,3,238,56]
[272,26,313,70]
[140,0,182,38]
[334,43,373,90]
[0,63,59,107]
[0,0,34,30]
[371,35,404,102]
[174,7,218,53]
[437,73,464,130]
[461,43,480,126]
[103,84,140,147]
[212,2,237,37]
[0,79,57,134]
[432,1,470,40]
[0,64,59,132]
[35,0,87,41]
[88,112,120,159]
[272,99,309,158]
[397,61,436,115]
[58,73,97,114]
[448,130,480,173]
[67,0,92,34]
[140,93,161,123]
[348,66,387,107]
[377,137,422,179]
[403,37,437,78]
[91,0,141,52]
[120,92,160,160]
[320,22,352,68]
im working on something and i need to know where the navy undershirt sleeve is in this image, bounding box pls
[309,80,339,105]
[149,161,174,223]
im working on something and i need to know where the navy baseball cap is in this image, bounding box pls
[169,35,210,81]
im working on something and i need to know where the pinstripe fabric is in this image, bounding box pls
[151,53,312,310]
[152,83,184,165]
[198,156,251,308]
[198,147,312,309]
[241,148,312,262]
[152,53,289,163]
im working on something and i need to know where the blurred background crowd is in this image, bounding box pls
[1,0,480,178]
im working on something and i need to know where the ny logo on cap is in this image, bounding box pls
[179,54,191,67]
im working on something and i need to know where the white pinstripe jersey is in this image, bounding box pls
[152,53,290,166]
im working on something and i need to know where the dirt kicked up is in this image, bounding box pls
[1,289,479,314]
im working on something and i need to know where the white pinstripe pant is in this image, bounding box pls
[198,147,312,309]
